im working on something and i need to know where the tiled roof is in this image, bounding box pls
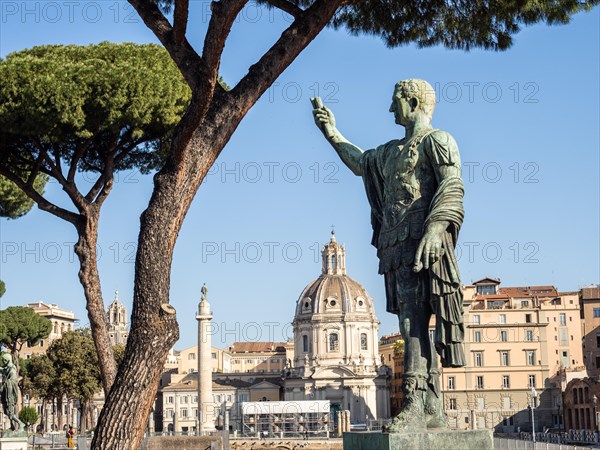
[229,342,287,353]
[499,286,558,297]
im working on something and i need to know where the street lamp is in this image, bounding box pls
[530,387,538,446]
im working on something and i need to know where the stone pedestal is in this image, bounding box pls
[343,429,494,450]
[0,436,28,450]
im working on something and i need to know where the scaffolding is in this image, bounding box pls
[241,400,330,438]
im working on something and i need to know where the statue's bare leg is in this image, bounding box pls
[425,345,447,429]
[387,301,431,431]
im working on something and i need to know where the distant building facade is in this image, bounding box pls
[580,285,600,377]
[438,278,585,432]
[23,301,78,359]
[283,232,391,422]
[379,333,404,416]
[106,290,129,346]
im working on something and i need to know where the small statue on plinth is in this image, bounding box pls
[0,353,25,432]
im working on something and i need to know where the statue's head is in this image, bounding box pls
[391,79,436,125]
[1,353,12,366]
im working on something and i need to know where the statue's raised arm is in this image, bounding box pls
[311,96,364,176]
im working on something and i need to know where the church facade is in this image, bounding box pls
[283,232,391,422]
[107,290,129,346]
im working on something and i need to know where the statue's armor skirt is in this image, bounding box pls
[381,236,430,315]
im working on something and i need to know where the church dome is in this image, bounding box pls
[291,231,380,371]
[294,231,376,319]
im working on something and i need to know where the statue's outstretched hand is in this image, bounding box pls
[311,97,336,139]
[413,228,445,272]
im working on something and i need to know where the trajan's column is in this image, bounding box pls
[197,283,215,433]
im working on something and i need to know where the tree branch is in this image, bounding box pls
[231,0,343,112]
[264,0,302,18]
[68,138,93,183]
[201,0,249,84]
[34,144,88,212]
[173,0,189,45]
[85,144,117,204]
[0,167,80,224]
[26,153,45,186]
[127,0,202,90]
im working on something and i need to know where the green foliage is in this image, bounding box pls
[18,406,39,429]
[249,0,600,51]
[113,345,125,367]
[393,339,405,356]
[46,329,102,405]
[0,174,48,219]
[0,306,52,354]
[20,354,57,401]
[332,0,598,51]
[0,280,5,298]
[0,42,191,175]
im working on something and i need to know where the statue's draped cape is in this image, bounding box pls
[360,131,466,367]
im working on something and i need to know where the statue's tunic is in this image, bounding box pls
[360,129,466,367]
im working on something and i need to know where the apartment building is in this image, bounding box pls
[580,285,600,377]
[438,278,584,432]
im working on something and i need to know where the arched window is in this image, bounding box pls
[329,333,339,352]
[53,322,59,334]
[360,333,368,351]
[302,335,309,353]
[331,255,337,270]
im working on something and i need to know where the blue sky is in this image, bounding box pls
[1,2,599,350]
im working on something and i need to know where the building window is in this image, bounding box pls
[503,396,511,410]
[448,376,456,390]
[594,308,600,318]
[302,335,309,353]
[188,353,196,360]
[559,313,566,325]
[521,301,529,308]
[181,396,188,404]
[181,409,188,418]
[473,315,480,325]
[525,330,534,342]
[329,333,339,352]
[167,396,174,404]
[525,313,532,323]
[166,409,174,418]
[360,333,368,351]
[528,374,536,388]
[476,376,484,389]
[477,285,495,295]
[500,330,508,342]
[449,398,457,410]
[595,356,600,368]
[499,314,507,324]
[527,350,536,366]
[211,352,217,359]
[474,352,483,367]
[501,351,510,366]
[331,255,337,270]
[474,331,482,343]
[502,375,510,389]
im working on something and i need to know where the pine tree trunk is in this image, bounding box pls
[90,2,340,441]
[73,207,117,395]
[91,107,236,449]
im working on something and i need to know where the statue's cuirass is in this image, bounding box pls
[379,135,437,249]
